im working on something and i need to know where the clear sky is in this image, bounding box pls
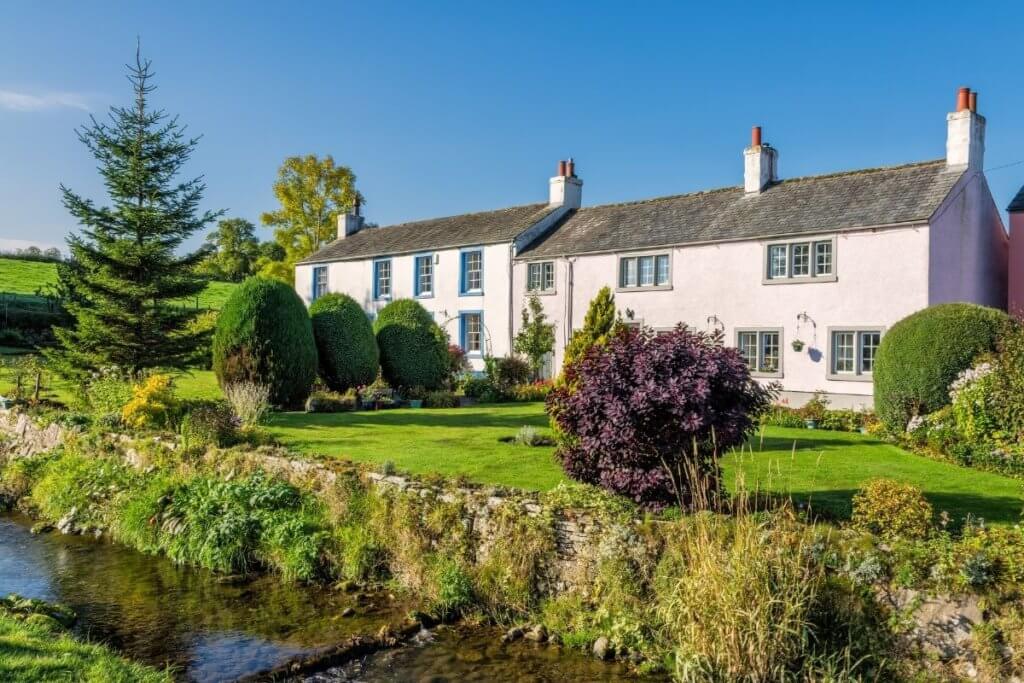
[2,1,1023,253]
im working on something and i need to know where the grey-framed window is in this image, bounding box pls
[827,327,883,381]
[735,328,783,378]
[312,265,328,301]
[618,253,671,290]
[526,261,555,293]
[764,237,836,283]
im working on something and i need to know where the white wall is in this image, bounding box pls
[297,242,515,372]
[513,226,932,409]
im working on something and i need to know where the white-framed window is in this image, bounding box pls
[618,253,670,290]
[312,266,328,301]
[735,328,783,377]
[413,254,433,297]
[526,261,555,293]
[828,328,883,380]
[765,238,836,282]
[461,249,483,294]
[373,259,391,300]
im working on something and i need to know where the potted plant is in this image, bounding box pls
[791,339,805,352]
[406,385,426,409]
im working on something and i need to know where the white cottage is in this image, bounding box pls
[296,88,1010,408]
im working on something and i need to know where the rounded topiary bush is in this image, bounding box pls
[309,293,379,391]
[212,277,317,407]
[373,299,448,390]
[874,302,1009,431]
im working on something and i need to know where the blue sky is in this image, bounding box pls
[2,1,1023,253]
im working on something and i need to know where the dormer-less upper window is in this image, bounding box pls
[618,253,671,291]
[764,237,836,283]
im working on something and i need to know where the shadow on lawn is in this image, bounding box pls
[270,405,551,431]
[776,488,1023,526]
[750,433,887,453]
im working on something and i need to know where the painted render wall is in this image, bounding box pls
[513,226,933,409]
[296,241,515,372]
[1010,210,1024,318]
[928,171,1009,309]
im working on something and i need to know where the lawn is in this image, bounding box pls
[0,367,222,406]
[0,257,236,309]
[268,403,1024,526]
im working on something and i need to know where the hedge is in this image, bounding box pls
[212,277,317,407]
[372,299,448,390]
[309,293,379,391]
[874,302,1009,430]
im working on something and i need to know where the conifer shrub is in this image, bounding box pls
[373,299,448,390]
[548,325,773,509]
[212,277,317,407]
[874,303,1009,431]
[308,293,379,391]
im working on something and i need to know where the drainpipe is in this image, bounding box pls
[565,256,576,348]
[508,243,515,356]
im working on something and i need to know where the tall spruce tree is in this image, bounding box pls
[47,50,221,377]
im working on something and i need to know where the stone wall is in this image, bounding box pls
[0,409,611,596]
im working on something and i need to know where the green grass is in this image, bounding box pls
[267,403,566,491]
[0,257,236,309]
[0,368,221,406]
[0,610,172,683]
[268,403,1024,525]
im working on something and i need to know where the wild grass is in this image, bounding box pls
[0,600,172,683]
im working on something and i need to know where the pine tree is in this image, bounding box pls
[46,50,222,378]
[561,286,619,373]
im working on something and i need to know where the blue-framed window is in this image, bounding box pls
[312,266,328,301]
[459,311,484,355]
[373,258,392,300]
[459,248,483,295]
[413,253,434,297]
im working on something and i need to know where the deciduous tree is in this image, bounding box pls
[514,293,555,379]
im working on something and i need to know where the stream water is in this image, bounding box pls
[0,513,644,682]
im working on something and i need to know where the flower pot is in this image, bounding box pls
[804,419,817,430]
[408,399,423,409]
[791,340,805,352]
[858,426,868,435]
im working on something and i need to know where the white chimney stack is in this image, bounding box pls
[549,158,583,208]
[337,198,364,240]
[744,126,778,194]
[947,86,985,171]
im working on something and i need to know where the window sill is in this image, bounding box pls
[374,296,392,302]
[526,289,557,296]
[415,293,434,300]
[826,372,873,383]
[459,291,484,297]
[762,274,837,285]
[751,371,784,379]
[615,285,673,293]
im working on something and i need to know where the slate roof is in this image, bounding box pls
[518,160,963,258]
[298,203,556,264]
[1008,186,1024,213]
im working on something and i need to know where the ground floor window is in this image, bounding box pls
[460,311,483,355]
[735,328,783,377]
[312,266,328,300]
[829,328,882,379]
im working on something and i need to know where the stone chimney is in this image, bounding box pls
[549,158,583,208]
[744,126,778,194]
[337,197,364,239]
[947,86,985,170]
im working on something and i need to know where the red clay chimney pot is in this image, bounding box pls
[751,126,762,147]
[969,91,978,113]
[566,158,575,178]
[957,87,970,112]
[557,160,567,177]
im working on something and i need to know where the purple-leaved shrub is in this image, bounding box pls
[547,325,774,510]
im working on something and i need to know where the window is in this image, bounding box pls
[765,238,836,282]
[735,328,783,377]
[312,266,328,301]
[791,243,810,277]
[414,254,433,297]
[815,241,833,276]
[460,312,483,354]
[828,328,883,380]
[618,253,670,290]
[461,249,483,294]
[527,261,555,293]
[373,259,391,300]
